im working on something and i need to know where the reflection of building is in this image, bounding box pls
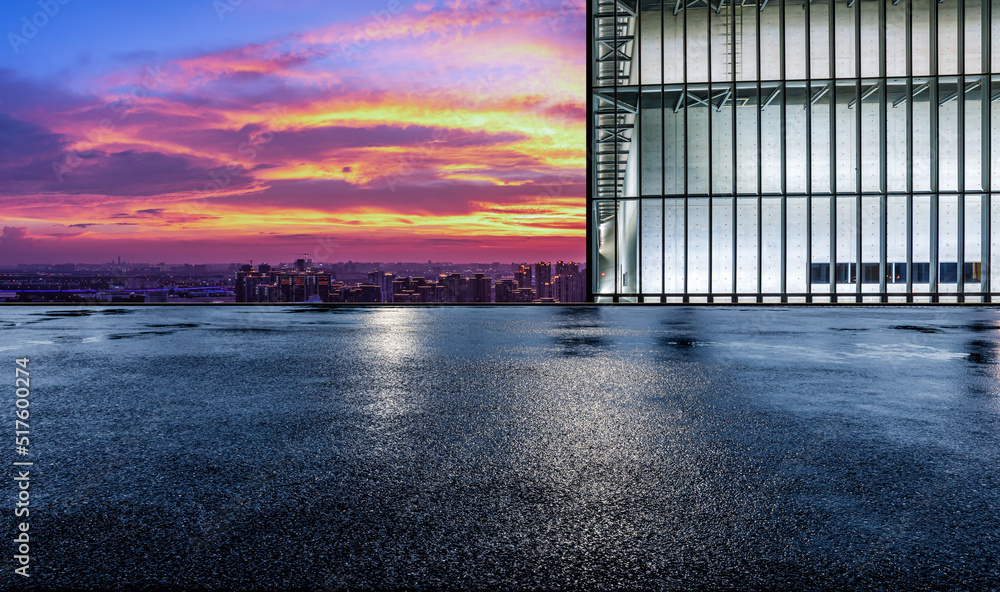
[589,0,999,303]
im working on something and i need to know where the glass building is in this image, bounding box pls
[588,0,1000,302]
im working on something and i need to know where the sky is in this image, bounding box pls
[0,0,585,265]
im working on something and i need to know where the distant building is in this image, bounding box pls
[545,260,585,302]
[343,284,381,303]
[552,272,585,303]
[391,276,444,303]
[367,271,396,303]
[555,261,580,277]
[233,262,582,304]
[235,266,332,303]
[443,273,468,303]
[512,287,536,303]
[534,262,552,299]
[494,278,517,303]
[514,264,532,291]
[255,283,280,303]
[470,273,491,303]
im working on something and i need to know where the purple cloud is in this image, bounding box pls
[0,149,257,197]
[0,226,34,250]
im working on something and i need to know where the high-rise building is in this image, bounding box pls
[534,261,552,299]
[552,270,586,303]
[495,278,517,302]
[555,261,581,277]
[235,267,331,303]
[443,273,468,302]
[589,0,1000,303]
[470,273,492,303]
[514,264,533,291]
[513,287,537,303]
[368,271,396,303]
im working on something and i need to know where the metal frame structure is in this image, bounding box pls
[588,0,999,303]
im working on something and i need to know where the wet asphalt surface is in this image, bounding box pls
[2,305,999,591]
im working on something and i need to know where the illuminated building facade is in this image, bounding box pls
[588,0,1000,302]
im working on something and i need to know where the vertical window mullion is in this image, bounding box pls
[731,2,738,301]
[706,4,713,301]
[983,0,992,299]
[856,192,863,302]
[636,9,642,299]
[980,2,995,302]
[929,0,943,299]
[983,194,991,298]
[856,76,863,302]
[778,1,787,299]
[958,0,965,79]
[958,74,966,302]
[826,0,834,80]
[756,3,763,300]
[587,2,592,299]
[905,0,913,301]
[682,3,688,301]
[906,193,914,300]
[906,0,913,195]
[880,194,888,301]
[879,0,888,300]
[958,189,965,303]
[930,0,939,76]
[733,3,741,299]
[805,0,812,301]
[880,0,888,195]
[828,0,836,300]
[662,2,667,301]
[930,80,939,298]
[654,6,662,301]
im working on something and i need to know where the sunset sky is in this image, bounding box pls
[0,0,585,265]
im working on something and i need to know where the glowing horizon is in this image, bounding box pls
[0,0,585,265]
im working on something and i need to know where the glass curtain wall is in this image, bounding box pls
[589,0,997,302]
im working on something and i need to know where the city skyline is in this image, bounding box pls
[0,0,586,265]
[1,255,587,302]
